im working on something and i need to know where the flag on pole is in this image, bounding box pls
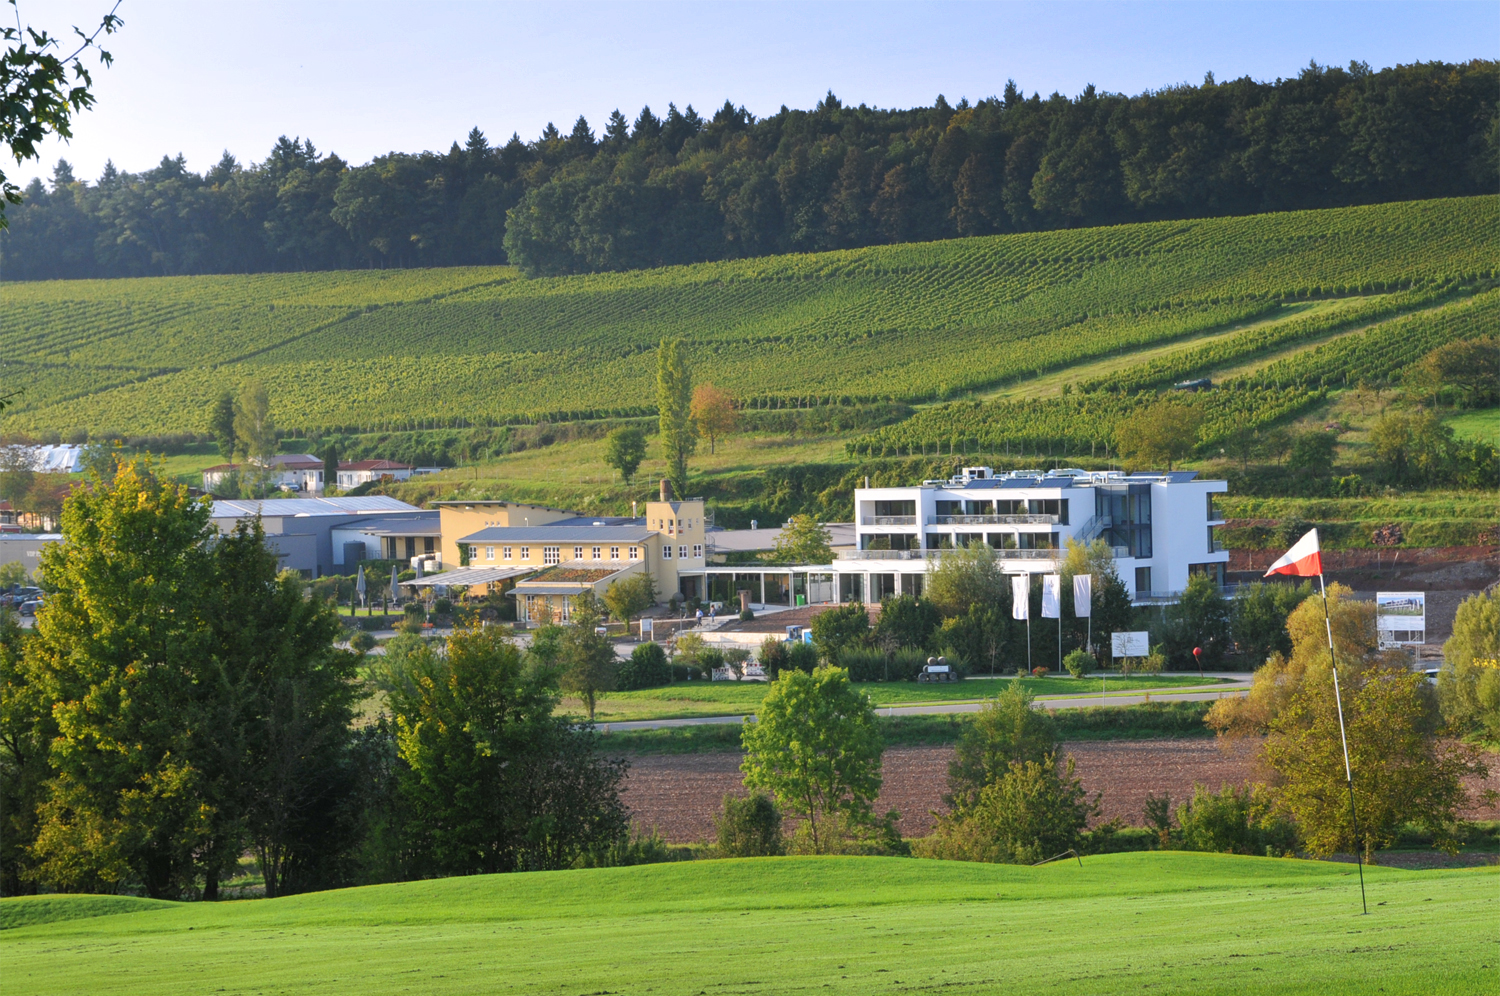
[1011,575,1029,620]
[1073,574,1092,617]
[1041,575,1062,618]
[1264,528,1323,577]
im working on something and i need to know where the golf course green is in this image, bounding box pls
[2,853,1491,994]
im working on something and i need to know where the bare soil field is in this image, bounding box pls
[619,738,1500,844]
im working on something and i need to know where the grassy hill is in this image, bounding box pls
[1,195,1494,438]
[1,854,1491,995]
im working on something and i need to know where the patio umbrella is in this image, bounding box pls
[355,563,367,608]
[389,565,400,606]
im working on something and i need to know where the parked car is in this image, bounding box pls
[19,599,43,616]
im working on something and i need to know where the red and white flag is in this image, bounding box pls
[1264,528,1323,578]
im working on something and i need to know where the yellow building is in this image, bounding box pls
[430,485,706,623]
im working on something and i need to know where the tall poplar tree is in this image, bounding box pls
[656,339,695,499]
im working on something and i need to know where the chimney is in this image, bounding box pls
[660,478,673,502]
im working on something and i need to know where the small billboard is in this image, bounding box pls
[1376,591,1425,647]
[1111,631,1150,658]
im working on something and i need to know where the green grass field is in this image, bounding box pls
[1,196,1492,437]
[565,674,1231,722]
[1445,407,1499,447]
[1,854,1491,995]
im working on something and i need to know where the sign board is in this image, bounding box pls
[1376,591,1426,648]
[1111,631,1150,658]
[639,617,653,639]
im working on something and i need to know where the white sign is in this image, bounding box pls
[1073,574,1092,618]
[1376,591,1425,647]
[1011,575,1030,620]
[1112,631,1150,658]
[1041,575,1062,619]
[639,617,654,639]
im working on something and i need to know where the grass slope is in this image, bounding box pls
[2,854,1492,995]
[1,196,1493,436]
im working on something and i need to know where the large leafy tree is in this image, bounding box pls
[740,666,885,853]
[689,383,738,454]
[656,339,695,499]
[25,461,218,898]
[771,514,832,565]
[558,595,618,721]
[0,605,49,894]
[392,626,627,874]
[602,426,646,484]
[944,682,1057,812]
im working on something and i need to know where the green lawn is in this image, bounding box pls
[2,854,1491,995]
[1444,407,1499,447]
[564,674,1234,722]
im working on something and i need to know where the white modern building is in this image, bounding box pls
[203,454,326,493]
[834,466,1228,603]
[336,460,414,489]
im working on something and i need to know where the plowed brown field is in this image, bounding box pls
[619,738,1500,843]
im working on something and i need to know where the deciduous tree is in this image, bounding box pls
[772,514,832,564]
[558,595,617,721]
[602,426,646,484]
[656,340,695,500]
[1113,400,1202,471]
[690,383,738,454]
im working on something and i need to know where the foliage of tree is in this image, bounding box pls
[757,637,789,681]
[715,792,784,857]
[208,391,236,459]
[8,61,1494,281]
[923,541,1005,618]
[1368,408,1460,485]
[918,754,1096,864]
[1153,574,1232,670]
[1409,336,1499,409]
[1231,580,1314,665]
[602,426,647,484]
[391,626,628,874]
[1286,428,1337,481]
[809,602,869,664]
[771,513,833,564]
[557,595,617,721]
[740,667,885,854]
[0,0,121,225]
[1059,538,1132,658]
[655,340,695,499]
[934,605,1006,675]
[873,593,940,651]
[0,606,48,894]
[1113,399,1202,470]
[690,384,738,454]
[233,380,277,495]
[1437,590,1500,740]
[318,442,339,495]
[945,682,1057,812]
[602,573,656,624]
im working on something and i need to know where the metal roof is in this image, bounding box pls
[211,496,422,518]
[338,514,441,536]
[459,525,653,543]
[403,565,534,588]
[506,583,597,596]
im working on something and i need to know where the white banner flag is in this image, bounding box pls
[1073,574,1092,618]
[1011,575,1029,620]
[1041,574,1062,619]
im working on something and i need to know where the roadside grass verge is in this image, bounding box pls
[2,853,1491,996]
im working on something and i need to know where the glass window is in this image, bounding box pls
[519,546,529,560]
[610,546,620,560]
[573,546,584,561]
[592,546,601,560]
[424,537,435,554]
[628,546,640,560]
[662,545,673,559]
[1135,566,1152,595]
[503,546,512,560]
[693,544,703,559]
[679,545,688,559]
[543,546,559,565]
[485,546,494,560]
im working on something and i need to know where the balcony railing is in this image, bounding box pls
[839,548,1064,561]
[925,514,1059,525]
[860,515,917,526]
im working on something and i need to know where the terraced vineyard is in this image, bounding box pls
[0,196,1494,436]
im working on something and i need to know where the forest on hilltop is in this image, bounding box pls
[1,59,1493,281]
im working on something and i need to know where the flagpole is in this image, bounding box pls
[1321,571,1368,916]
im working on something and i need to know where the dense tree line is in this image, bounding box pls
[2,59,1493,280]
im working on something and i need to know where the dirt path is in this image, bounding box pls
[620,739,1500,843]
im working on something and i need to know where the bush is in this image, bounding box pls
[916,754,1096,864]
[1175,782,1297,856]
[348,631,377,654]
[1139,651,1166,674]
[1064,648,1094,679]
[574,827,676,868]
[758,637,789,680]
[433,597,453,616]
[697,647,726,675]
[1031,667,1049,678]
[738,607,755,622]
[617,642,671,690]
[810,602,869,664]
[715,793,785,857]
[840,646,933,682]
[786,641,819,674]
[403,603,426,623]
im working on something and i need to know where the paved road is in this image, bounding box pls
[600,679,1252,731]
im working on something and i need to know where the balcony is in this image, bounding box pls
[860,515,917,526]
[837,548,1064,561]
[926,514,1058,525]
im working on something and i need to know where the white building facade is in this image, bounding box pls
[835,467,1228,603]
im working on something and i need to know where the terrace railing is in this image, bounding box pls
[925,514,1059,525]
[860,515,918,526]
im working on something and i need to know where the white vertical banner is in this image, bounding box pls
[1041,574,1062,619]
[1011,575,1029,620]
[1073,574,1092,618]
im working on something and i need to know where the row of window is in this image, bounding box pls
[472,543,704,563]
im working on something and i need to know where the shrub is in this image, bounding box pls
[617,642,671,690]
[715,793,785,857]
[946,682,1057,811]
[1031,667,1049,677]
[1175,782,1297,856]
[758,637,789,680]
[838,646,929,682]
[575,827,675,868]
[1064,648,1094,679]
[1139,651,1166,675]
[1143,792,1173,846]
[786,641,819,674]
[697,648,725,675]
[738,607,755,622]
[810,602,870,664]
[348,631,377,654]
[433,597,453,616]
[917,754,1096,864]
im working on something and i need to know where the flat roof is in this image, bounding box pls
[211,496,422,518]
[460,525,653,543]
[403,565,534,588]
[339,514,440,536]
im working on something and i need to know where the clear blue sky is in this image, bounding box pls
[22,0,1500,184]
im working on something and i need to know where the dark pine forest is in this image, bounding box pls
[3,59,1494,281]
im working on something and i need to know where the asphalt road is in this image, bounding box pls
[599,678,1253,731]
